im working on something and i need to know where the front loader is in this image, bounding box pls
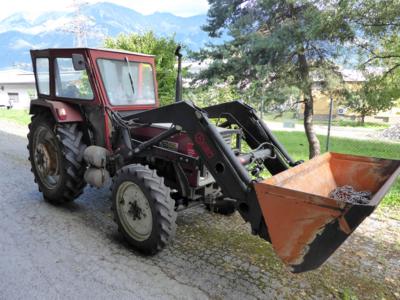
[27,47,400,273]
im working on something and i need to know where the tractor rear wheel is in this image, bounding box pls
[111,164,177,255]
[28,113,87,204]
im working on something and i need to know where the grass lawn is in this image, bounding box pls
[0,109,398,207]
[274,131,400,207]
[0,109,30,126]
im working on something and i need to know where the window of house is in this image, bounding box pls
[36,58,50,95]
[55,58,93,100]
[8,93,19,103]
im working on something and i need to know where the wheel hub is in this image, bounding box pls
[116,182,153,241]
[36,143,52,174]
[128,200,147,220]
[33,126,60,189]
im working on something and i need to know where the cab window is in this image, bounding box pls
[36,58,50,95]
[97,58,156,106]
[55,58,93,100]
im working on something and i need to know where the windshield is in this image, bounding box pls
[97,58,156,106]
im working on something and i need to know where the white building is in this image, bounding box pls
[0,69,36,109]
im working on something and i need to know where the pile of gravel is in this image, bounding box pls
[329,185,372,205]
[379,123,400,141]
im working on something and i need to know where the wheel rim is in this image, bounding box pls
[116,181,153,241]
[33,126,61,190]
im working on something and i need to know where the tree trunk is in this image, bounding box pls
[304,93,320,158]
[298,53,321,158]
[360,114,365,126]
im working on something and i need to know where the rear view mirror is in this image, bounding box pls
[72,53,86,71]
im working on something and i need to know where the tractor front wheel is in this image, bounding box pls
[111,164,177,254]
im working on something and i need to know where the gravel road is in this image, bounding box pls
[266,121,382,141]
[0,120,399,300]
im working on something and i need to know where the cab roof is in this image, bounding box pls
[31,47,155,58]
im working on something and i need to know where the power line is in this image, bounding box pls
[63,0,106,47]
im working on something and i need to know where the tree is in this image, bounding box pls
[345,71,400,125]
[185,76,241,107]
[345,77,395,125]
[104,31,179,106]
[196,0,400,158]
[196,1,360,158]
[348,4,400,125]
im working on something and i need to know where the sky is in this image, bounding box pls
[0,0,210,20]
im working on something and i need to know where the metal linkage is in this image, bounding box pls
[121,100,300,238]
[133,125,181,154]
[122,101,265,232]
[204,101,297,175]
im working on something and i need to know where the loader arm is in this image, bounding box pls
[203,101,300,174]
[122,101,270,237]
[122,100,400,273]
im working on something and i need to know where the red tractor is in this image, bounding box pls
[28,47,400,273]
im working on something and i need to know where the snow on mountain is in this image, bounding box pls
[0,2,210,68]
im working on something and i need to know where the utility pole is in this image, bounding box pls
[260,97,264,120]
[63,0,105,47]
[326,96,334,152]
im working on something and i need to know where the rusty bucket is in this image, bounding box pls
[254,152,400,273]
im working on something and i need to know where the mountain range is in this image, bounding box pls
[0,2,211,68]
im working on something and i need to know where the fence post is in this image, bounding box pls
[326,96,334,152]
[260,97,264,120]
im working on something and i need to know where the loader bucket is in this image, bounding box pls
[254,152,400,273]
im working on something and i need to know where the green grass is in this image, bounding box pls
[327,120,389,129]
[274,131,400,207]
[0,109,30,126]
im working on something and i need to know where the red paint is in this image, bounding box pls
[56,108,67,120]
[186,143,198,157]
[194,132,215,159]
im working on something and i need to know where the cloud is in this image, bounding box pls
[0,0,209,21]
[10,39,33,49]
[114,0,209,17]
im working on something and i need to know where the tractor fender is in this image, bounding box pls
[30,99,83,123]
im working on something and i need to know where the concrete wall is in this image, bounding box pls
[0,83,36,109]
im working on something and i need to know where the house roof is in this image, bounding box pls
[0,69,35,84]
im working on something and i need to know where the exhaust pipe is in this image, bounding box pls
[175,45,183,102]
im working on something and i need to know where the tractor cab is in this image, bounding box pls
[30,48,159,148]
[31,48,159,110]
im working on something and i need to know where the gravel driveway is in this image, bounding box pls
[266,121,382,141]
[0,120,399,300]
